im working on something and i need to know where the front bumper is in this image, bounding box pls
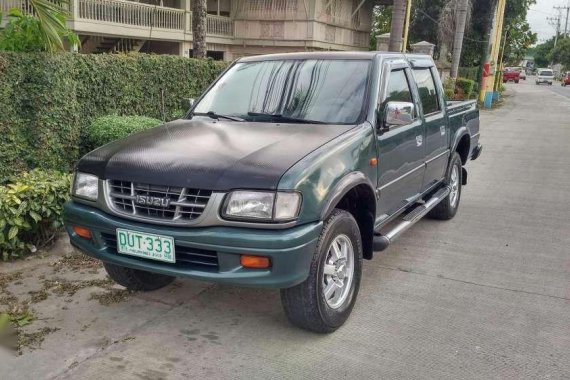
[64,202,322,288]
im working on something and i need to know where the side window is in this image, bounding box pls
[413,68,440,115]
[383,69,413,105]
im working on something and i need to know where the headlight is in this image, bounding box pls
[223,191,301,222]
[72,172,99,201]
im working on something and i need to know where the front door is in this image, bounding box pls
[376,65,426,217]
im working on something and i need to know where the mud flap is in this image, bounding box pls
[462,167,468,185]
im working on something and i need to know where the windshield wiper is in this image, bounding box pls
[247,112,326,124]
[193,111,244,122]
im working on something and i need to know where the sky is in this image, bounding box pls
[527,0,570,43]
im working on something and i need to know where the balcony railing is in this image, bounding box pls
[78,0,184,30]
[1,0,34,15]
[2,0,233,36]
[207,14,233,36]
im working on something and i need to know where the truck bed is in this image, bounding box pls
[446,100,480,160]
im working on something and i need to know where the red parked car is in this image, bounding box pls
[503,67,520,83]
[562,72,570,87]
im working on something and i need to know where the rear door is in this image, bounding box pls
[376,60,426,217]
[412,66,449,191]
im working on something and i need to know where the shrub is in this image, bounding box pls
[443,78,455,100]
[455,78,476,100]
[444,88,455,100]
[0,53,228,182]
[87,115,162,150]
[0,170,71,260]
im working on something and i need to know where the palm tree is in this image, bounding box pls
[450,0,470,78]
[28,0,77,52]
[192,0,207,58]
[388,0,406,52]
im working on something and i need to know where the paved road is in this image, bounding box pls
[543,81,570,99]
[2,81,570,379]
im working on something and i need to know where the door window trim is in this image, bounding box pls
[413,66,442,117]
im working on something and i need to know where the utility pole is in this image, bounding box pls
[548,10,562,49]
[554,2,570,37]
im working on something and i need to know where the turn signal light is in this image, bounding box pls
[73,225,92,240]
[240,255,271,269]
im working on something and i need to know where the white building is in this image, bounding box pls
[2,0,391,60]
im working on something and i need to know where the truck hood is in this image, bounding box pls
[77,118,357,191]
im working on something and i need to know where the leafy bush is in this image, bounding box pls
[0,53,227,182]
[0,170,71,260]
[87,115,162,150]
[0,7,79,52]
[455,78,476,100]
[443,78,455,100]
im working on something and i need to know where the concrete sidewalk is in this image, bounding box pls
[1,80,569,379]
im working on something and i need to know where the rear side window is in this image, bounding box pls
[413,68,440,115]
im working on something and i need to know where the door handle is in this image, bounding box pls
[416,135,423,147]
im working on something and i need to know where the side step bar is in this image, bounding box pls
[373,186,451,252]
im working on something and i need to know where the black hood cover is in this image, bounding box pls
[78,118,356,191]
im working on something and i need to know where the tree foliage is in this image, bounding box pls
[0,0,78,52]
[501,0,537,66]
[529,38,554,68]
[370,5,392,50]
[551,37,570,69]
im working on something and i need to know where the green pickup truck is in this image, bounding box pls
[64,52,482,333]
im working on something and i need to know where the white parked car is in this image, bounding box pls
[536,69,554,85]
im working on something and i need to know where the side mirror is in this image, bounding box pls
[384,101,415,130]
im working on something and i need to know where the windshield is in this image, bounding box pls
[539,70,553,76]
[193,59,371,124]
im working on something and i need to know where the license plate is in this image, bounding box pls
[116,229,175,263]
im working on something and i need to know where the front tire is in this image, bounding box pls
[280,209,362,333]
[428,152,462,220]
[104,262,175,291]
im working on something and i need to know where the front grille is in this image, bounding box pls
[101,233,219,270]
[107,180,212,223]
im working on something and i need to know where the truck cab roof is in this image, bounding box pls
[238,51,436,67]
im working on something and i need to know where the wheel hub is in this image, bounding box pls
[322,235,355,309]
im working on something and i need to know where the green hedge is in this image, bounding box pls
[87,115,162,150]
[455,78,476,100]
[0,53,227,182]
[458,66,480,82]
[0,170,71,260]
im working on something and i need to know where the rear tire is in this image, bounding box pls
[280,209,362,333]
[103,262,175,291]
[428,152,462,220]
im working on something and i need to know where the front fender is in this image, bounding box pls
[278,123,378,223]
[320,172,376,220]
